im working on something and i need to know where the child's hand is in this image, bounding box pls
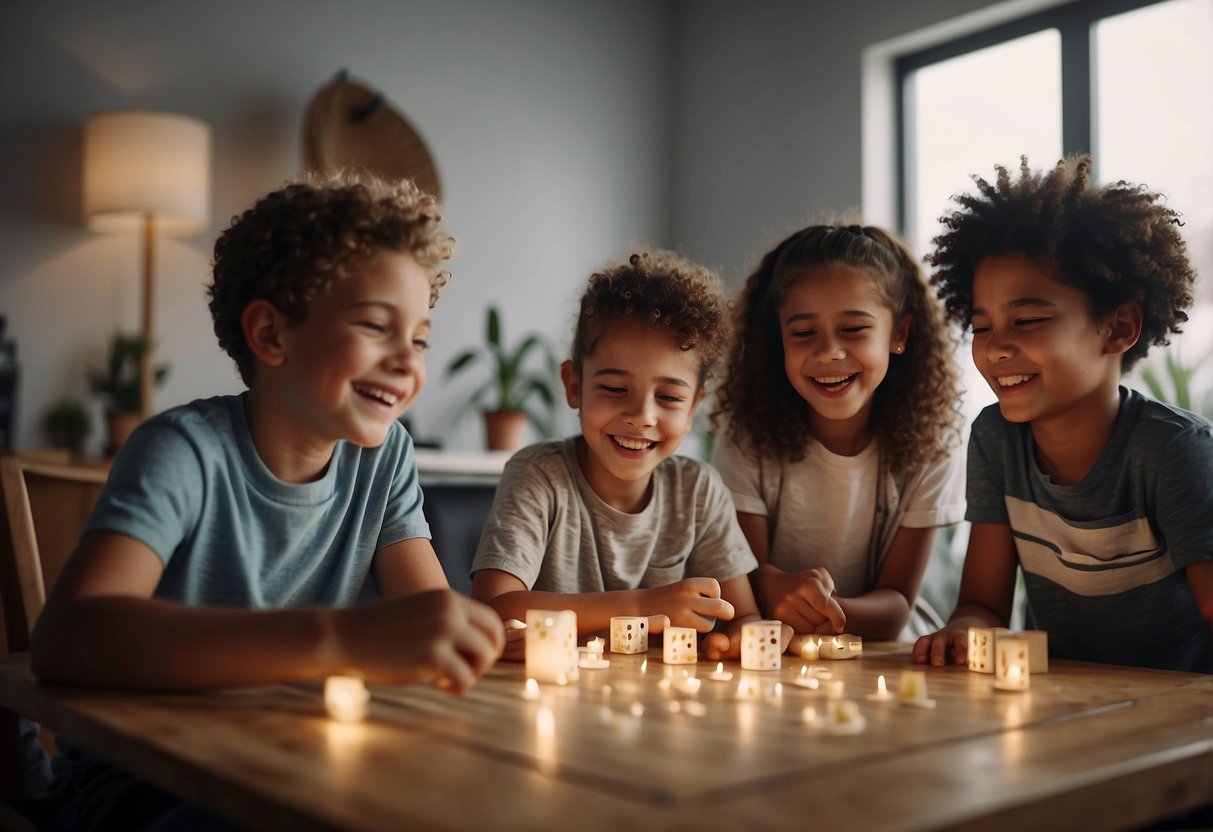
[912,622,969,667]
[499,619,527,663]
[641,578,735,632]
[336,590,505,692]
[760,567,846,634]
[703,619,794,662]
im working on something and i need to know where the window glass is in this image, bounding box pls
[1097,0,1213,412]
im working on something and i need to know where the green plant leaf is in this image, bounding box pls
[1166,350,1191,411]
[486,306,502,349]
[1140,365,1164,401]
[445,348,481,377]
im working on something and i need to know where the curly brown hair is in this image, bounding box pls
[930,155,1195,371]
[714,223,961,476]
[571,250,730,385]
[208,172,455,384]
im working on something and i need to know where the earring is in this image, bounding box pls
[894,345,904,354]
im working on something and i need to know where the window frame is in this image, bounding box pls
[895,0,1172,232]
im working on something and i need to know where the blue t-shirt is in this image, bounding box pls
[85,394,430,608]
[967,386,1213,673]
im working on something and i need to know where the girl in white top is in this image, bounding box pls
[712,223,965,640]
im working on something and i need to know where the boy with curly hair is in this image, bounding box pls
[914,156,1213,674]
[471,251,781,661]
[30,173,504,829]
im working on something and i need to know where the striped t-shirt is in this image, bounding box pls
[967,387,1212,673]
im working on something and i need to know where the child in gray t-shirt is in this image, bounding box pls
[472,251,777,661]
[913,156,1213,675]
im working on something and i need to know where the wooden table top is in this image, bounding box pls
[2,644,1211,831]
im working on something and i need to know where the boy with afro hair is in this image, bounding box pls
[913,156,1212,674]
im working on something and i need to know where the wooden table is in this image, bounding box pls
[1,644,1210,831]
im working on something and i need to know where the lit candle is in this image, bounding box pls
[525,609,579,685]
[898,670,936,709]
[578,646,610,670]
[521,677,541,700]
[325,675,369,723]
[671,675,702,696]
[819,633,862,660]
[588,636,605,655]
[994,634,1031,691]
[866,674,896,702]
[788,633,821,661]
[791,665,820,690]
[823,698,867,735]
[707,662,734,681]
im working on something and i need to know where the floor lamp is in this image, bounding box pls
[83,110,211,420]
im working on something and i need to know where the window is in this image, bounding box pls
[899,0,1213,422]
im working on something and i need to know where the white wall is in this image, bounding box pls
[669,0,1018,286]
[0,0,673,453]
[2,0,1033,455]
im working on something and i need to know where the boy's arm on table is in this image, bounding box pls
[835,525,936,641]
[912,522,1017,666]
[472,568,736,661]
[737,511,846,634]
[372,536,455,598]
[32,531,503,692]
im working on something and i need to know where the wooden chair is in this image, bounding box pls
[0,454,50,827]
[0,453,107,826]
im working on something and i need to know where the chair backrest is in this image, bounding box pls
[0,455,46,654]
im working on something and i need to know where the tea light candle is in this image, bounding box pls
[325,675,369,723]
[898,670,936,709]
[520,678,541,700]
[707,662,733,681]
[791,665,820,691]
[525,609,579,685]
[578,646,610,670]
[994,634,1031,691]
[671,675,702,696]
[866,674,896,702]
[819,633,862,659]
[588,636,605,655]
[823,699,867,735]
[788,633,821,661]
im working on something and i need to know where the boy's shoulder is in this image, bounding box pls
[1118,387,1213,455]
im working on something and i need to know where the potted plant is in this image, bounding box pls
[444,305,558,451]
[43,399,91,459]
[87,332,169,456]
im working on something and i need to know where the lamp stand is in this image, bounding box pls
[139,214,156,421]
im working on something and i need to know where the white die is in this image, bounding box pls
[610,616,649,654]
[741,620,782,670]
[525,609,579,684]
[663,627,697,664]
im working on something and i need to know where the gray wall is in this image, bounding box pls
[0,0,1009,455]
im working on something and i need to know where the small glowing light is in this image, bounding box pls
[866,674,896,702]
[325,675,369,723]
[521,678,541,700]
[640,659,648,673]
[708,662,734,681]
[630,702,645,717]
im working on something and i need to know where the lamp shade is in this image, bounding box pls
[83,110,211,235]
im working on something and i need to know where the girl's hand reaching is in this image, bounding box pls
[757,566,846,634]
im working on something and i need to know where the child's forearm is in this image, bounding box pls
[32,595,335,690]
[481,588,646,635]
[947,601,1009,629]
[836,589,914,640]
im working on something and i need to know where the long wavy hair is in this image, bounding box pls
[714,223,961,476]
